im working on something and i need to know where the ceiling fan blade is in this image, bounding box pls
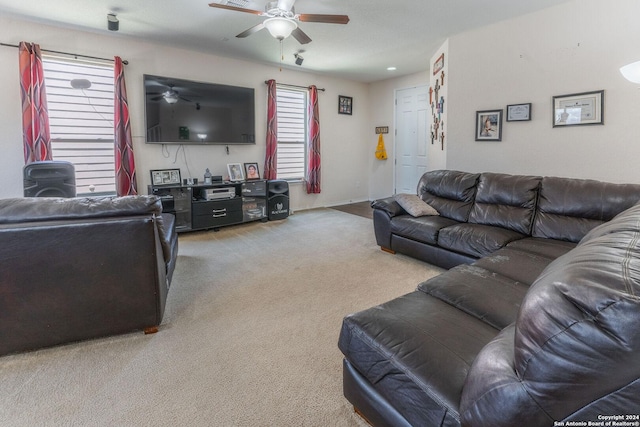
[291,27,312,45]
[297,14,349,24]
[208,3,264,16]
[236,23,265,38]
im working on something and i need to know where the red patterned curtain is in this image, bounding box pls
[19,42,52,163]
[263,79,278,180]
[306,85,321,194]
[114,56,138,196]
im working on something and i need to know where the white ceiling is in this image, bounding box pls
[0,0,569,83]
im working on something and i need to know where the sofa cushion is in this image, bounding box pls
[461,206,640,425]
[339,290,498,427]
[532,176,640,242]
[437,223,526,258]
[418,170,480,222]
[390,215,460,245]
[394,193,439,217]
[418,247,553,330]
[468,172,541,235]
[506,237,576,259]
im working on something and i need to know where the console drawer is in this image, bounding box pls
[192,198,243,229]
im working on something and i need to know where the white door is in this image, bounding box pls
[394,86,429,194]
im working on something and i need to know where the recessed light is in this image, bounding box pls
[387,66,397,71]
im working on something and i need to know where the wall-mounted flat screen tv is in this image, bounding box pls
[144,74,255,145]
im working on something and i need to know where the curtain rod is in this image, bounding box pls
[265,80,325,92]
[0,42,128,65]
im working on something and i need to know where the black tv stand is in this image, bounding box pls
[148,180,268,232]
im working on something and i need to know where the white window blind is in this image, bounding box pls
[276,87,307,180]
[42,56,116,195]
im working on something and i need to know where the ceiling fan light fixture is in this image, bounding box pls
[163,91,179,104]
[263,17,297,40]
[620,60,640,84]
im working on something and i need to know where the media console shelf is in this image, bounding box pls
[148,180,269,232]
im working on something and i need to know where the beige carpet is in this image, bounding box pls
[0,208,442,427]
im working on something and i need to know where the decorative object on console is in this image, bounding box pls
[204,168,212,184]
[227,163,244,181]
[552,90,604,127]
[244,162,260,180]
[338,95,352,115]
[150,169,181,186]
[506,103,531,121]
[475,109,503,141]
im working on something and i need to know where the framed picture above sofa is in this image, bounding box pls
[552,90,604,127]
[475,109,503,141]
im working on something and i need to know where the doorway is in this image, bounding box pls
[394,86,429,194]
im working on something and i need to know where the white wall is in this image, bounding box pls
[0,15,370,210]
[446,0,640,183]
[368,71,430,200]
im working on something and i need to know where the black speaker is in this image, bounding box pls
[267,180,289,220]
[24,161,76,198]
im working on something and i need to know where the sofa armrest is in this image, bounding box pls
[371,197,406,218]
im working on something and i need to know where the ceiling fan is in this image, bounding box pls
[148,84,192,104]
[209,0,349,44]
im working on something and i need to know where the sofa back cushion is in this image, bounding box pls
[461,203,640,425]
[0,195,161,224]
[468,173,541,235]
[532,176,640,242]
[417,170,480,222]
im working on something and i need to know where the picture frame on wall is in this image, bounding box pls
[227,163,244,181]
[338,95,352,115]
[433,53,445,75]
[475,109,503,141]
[552,90,604,127]
[150,169,181,186]
[506,103,532,122]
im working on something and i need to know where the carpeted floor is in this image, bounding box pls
[0,208,442,427]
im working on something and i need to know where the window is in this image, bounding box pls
[276,87,307,180]
[42,56,116,195]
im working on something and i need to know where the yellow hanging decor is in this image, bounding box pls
[375,133,388,160]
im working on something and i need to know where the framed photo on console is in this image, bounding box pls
[227,163,244,181]
[475,109,503,141]
[150,169,181,186]
[244,163,260,180]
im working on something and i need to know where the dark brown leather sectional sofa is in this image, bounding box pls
[339,170,640,426]
[0,195,178,356]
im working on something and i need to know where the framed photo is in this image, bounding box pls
[338,95,352,115]
[433,53,444,75]
[553,90,604,127]
[475,109,503,141]
[227,163,244,181]
[150,168,181,186]
[244,162,260,180]
[506,103,532,122]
